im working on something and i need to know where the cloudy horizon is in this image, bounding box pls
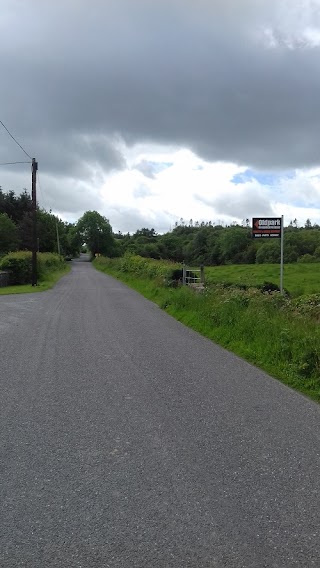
[1,0,320,233]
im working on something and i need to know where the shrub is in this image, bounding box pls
[0,251,32,284]
[166,268,183,287]
[298,254,318,263]
[259,281,281,294]
[292,294,320,320]
[298,348,320,378]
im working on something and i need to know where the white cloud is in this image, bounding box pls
[97,145,320,232]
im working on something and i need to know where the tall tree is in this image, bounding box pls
[76,211,115,257]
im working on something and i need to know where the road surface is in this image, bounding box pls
[1,257,320,567]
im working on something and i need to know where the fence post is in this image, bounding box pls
[182,262,186,286]
[200,265,204,285]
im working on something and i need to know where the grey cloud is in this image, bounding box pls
[0,168,32,196]
[0,130,125,217]
[2,0,320,169]
[36,134,125,179]
[0,130,125,180]
[1,0,320,221]
[0,165,102,219]
[38,176,105,218]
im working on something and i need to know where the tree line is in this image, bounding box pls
[114,221,320,265]
[1,187,320,265]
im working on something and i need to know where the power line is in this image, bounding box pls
[0,120,33,160]
[37,172,49,210]
[0,161,31,166]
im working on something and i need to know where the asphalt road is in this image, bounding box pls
[1,257,320,567]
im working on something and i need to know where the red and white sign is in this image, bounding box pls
[252,218,282,238]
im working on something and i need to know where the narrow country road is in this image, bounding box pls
[1,257,320,568]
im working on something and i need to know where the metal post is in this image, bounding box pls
[31,158,38,286]
[182,262,186,286]
[200,265,204,285]
[280,215,284,294]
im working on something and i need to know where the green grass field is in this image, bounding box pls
[204,263,320,297]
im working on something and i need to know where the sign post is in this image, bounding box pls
[252,217,284,293]
[280,215,284,294]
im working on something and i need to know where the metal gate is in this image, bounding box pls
[182,264,205,288]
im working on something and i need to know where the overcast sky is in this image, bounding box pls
[1,0,320,232]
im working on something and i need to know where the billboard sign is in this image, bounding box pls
[252,217,282,239]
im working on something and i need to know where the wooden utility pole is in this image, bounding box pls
[56,222,61,256]
[31,158,38,286]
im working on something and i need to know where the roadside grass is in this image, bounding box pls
[94,256,320,402]
[0,265,71,295]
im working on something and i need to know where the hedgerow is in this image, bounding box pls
[95,253,179,283]
[0,251,65,284]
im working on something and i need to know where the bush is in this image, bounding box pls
[37,252,65,278]
[292,294,320,320]
[166,268,183,287]
[0,251,65,284]
[258,281,281,294]
[298,254,318,263]
[0,251,32,284]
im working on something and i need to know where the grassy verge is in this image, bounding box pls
[0,265,71,295]
[94,256,320,402]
